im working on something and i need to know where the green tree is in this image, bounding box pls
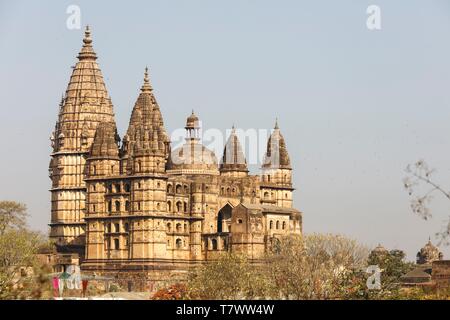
[187,253,268,299]
[0,201,51,299]
[265,233,369,300]
[0,201,28,235]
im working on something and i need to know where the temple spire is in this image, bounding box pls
[262,119,291,169]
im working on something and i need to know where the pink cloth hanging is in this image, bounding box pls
[52,277,59,298]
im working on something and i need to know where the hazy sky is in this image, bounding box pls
[1,0,450,261]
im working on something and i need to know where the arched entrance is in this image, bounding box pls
[217,204,233,233]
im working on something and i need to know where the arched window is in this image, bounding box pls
[92,204,96,212]
[176,223,182,233]
[184,185,188,193]
[136,160,141,172]
[137,202,141,211]
[269,220,273,229]
[264,192,269,199]
[108,184,113,193]
[114,223,120,233]
[106,223,111,233]
[108,201,112,213]
[92,165,96,175]
[211,239,218,250]
[282,221,286,230]
[167,184,173,193]
[184,223,188,232]
[124,183,130,192]
[115,201,120,212]
[114,239,119,250]
[124,223,129,232]
[156,203,160,210]
[276,221,279,230]
[176,201,182,213]
[167,223,172,232]
[183,202,187,213]
[268,175,271,182]
[176,238,182,249]
[115,184,121,193]
[167,201,172,212]
[125,201,130,211]
[176,184,182,194]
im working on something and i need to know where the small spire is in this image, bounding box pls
[141,66,153,92]
[274,118,279,129]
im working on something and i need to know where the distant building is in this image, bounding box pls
[400,239,447,288]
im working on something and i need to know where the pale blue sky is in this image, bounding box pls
[1,0,450,260]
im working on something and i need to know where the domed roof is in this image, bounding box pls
[167,111,218,175]
[372,244,389,254]
[186,110,200,129]
[167,140,218,175]
[416,239,443,265]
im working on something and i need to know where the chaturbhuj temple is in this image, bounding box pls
[49,27,302,286]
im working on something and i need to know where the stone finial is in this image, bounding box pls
[83,25,92,44]
[141,66,153,92]
[77,25,97,61]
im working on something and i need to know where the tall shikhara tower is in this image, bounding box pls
[49,27,116,256]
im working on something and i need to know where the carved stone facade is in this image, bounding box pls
[49,27,302,283]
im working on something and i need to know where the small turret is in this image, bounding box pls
[87,121,120,177]
[260,119,293,208]
[220,126,248,178]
